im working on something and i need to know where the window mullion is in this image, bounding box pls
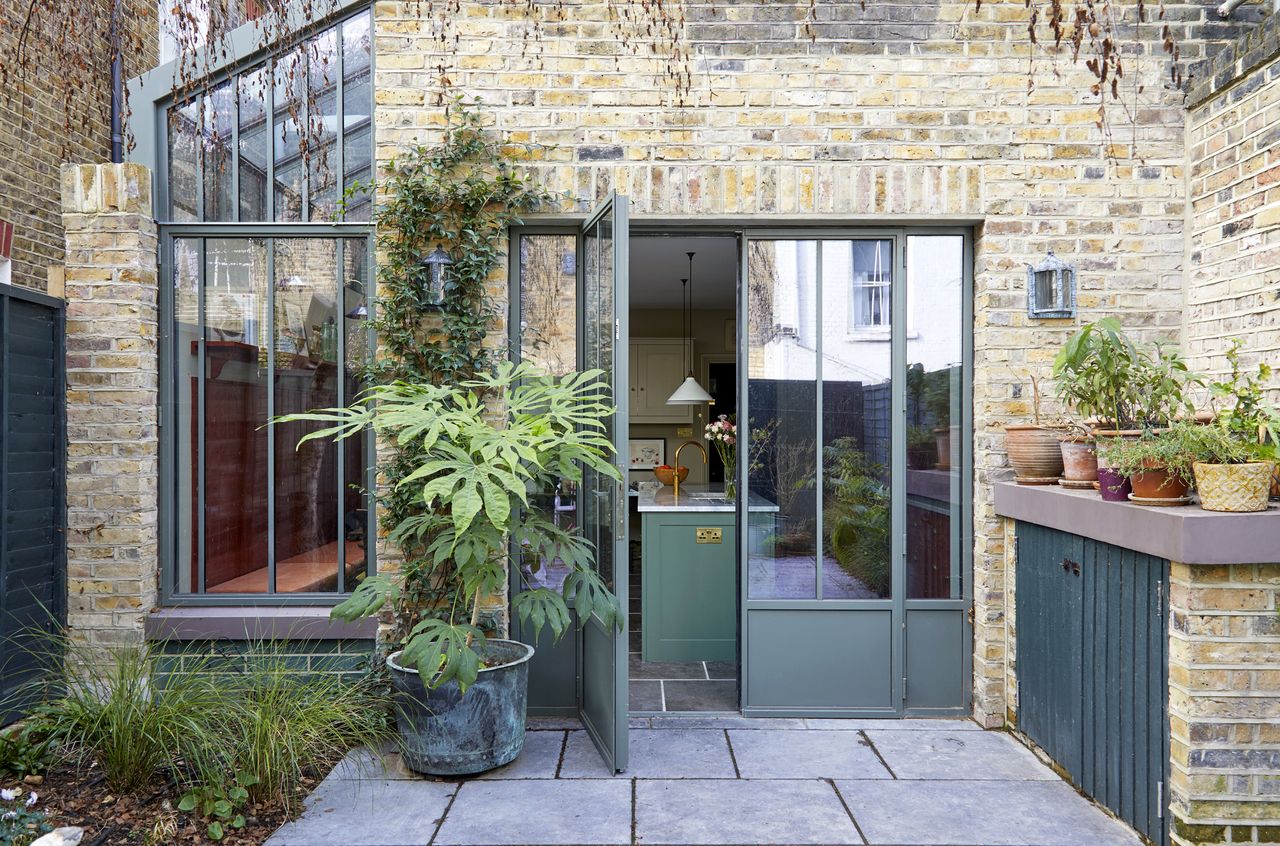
[336,22,345,223]
[336,238,346,594]
[267,61,276,222]
[232,76,241,223]
[267,238,277,593]
[814,240,823,602]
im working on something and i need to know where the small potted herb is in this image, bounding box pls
[1098,424,1202,505]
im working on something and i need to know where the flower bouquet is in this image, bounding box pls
[704,414,738,499]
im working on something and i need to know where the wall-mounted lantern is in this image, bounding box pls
[1026,250,1075,319]
[418,245,454,308]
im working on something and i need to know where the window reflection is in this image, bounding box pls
[203,82,235,221]
[906,235,964,600]
[747,240,818,600]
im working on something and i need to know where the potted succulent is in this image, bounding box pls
[278,362,622,776]
[1005,374,1066,484]
[1097,424,1203,505]
[1193,340,1280,511]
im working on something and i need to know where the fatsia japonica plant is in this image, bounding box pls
[276,361,622,691]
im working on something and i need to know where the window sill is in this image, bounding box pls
[146,606,377,642]
[846,330,919,341]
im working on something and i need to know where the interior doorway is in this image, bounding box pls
[626,233,740,714]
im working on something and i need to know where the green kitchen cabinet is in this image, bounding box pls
[641,510,736,662]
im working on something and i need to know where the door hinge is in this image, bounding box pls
[1157,781,1164,819]
[1157,580,1163,604]
[902,675,908,702]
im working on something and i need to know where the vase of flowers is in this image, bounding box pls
[705,414,738,499]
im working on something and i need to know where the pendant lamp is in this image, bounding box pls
[667,251,715,406]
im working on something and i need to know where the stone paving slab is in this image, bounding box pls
[804,717,982,731]
[267,778,455,846]
[836,779,1142,845]
[476,729,565,779]
[864,728,1057,780]
[728,729,892,779]
[560,728,736,779]
[635,778,863,845]
[434,779,632,845]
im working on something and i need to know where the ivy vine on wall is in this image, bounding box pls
[355,99,561,637]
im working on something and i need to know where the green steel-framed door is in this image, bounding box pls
[738,231,971,717]
[577,193,630,772]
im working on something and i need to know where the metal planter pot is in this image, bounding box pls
[386,639,534,777]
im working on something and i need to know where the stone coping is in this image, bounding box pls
[993,481,1280,565]
[146,606,377,642]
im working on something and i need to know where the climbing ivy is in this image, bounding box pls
[354,99,561,637]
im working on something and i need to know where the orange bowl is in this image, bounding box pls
[653,466,689,487]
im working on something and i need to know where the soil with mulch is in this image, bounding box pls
[1,765,311,846]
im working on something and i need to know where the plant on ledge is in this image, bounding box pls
[278,362,623,775]
[1192,340,1280,511]
[1097,423,1207,504]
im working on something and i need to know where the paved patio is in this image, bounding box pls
[266,716,1141,846]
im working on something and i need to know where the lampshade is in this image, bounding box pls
[667,374,714,405]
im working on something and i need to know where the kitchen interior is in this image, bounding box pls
[627,234,745,713]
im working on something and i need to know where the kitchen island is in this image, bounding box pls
[636,485,777,663]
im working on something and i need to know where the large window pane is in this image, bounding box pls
[272,239,343,592]
[273,47,305,221]
[201,238,270,593]
[821,240,892,599]
[906,235,964,600]
[308,30,340,222]
[747,240,818,600]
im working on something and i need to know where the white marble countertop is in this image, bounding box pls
[635,484,780,513]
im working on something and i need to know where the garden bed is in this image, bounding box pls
[1,763,303,845]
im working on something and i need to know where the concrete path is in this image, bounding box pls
[266,716,1141,846]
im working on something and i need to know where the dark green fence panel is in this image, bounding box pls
[1016,522,1169,846]
[1,286,66,726]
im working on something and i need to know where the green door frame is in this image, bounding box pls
[736,228,974,718]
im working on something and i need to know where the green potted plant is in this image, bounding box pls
[278,362,622,776]
[1193,340,1279,511]
[924,365,959,470]
[1057,422,1098,485]
[1097,424,1203,505]
[1005,374,1066,484]
[907,425,935,471]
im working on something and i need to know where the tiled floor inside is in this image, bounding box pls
[267,717,1144,846]
[628,540,740,713]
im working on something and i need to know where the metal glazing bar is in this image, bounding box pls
[266,60,276,222]
[196,239,207,593]
[336,237,346,594]
[231,79,240,223]
[266,237,277,593]
[814,240,824,601]
[335,22,345,223]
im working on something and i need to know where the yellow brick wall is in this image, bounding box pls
[1184,26,1280,400]
[372,0,1247,724]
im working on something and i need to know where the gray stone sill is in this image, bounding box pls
[146,606,377,641]
[993,481,1280,565]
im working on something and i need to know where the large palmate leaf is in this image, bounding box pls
[402,619,486,691]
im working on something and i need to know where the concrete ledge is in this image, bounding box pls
[145,606,378,642]
[993,482,1280,565]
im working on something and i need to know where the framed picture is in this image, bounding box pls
[629,438,666,470]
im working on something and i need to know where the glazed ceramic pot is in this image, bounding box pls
[387,640,534,776]
[1193,461,1275,513]
[1058,437,1098,482]
[1005,425,1065,483]
[1097,468,1131,502]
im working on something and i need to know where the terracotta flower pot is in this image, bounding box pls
[934,426,955,471]
[1097,468,1131,502]
[1058,437,1098,482]
[1005,425,1065,484]
[1193,461,1274,513]
[1129,461,1190,502]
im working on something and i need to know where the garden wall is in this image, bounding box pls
[1184,9,1280,399]
[372,0,1253,725]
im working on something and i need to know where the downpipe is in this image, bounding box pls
[108,0,123,163]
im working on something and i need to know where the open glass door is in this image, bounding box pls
[577,193,629,771]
